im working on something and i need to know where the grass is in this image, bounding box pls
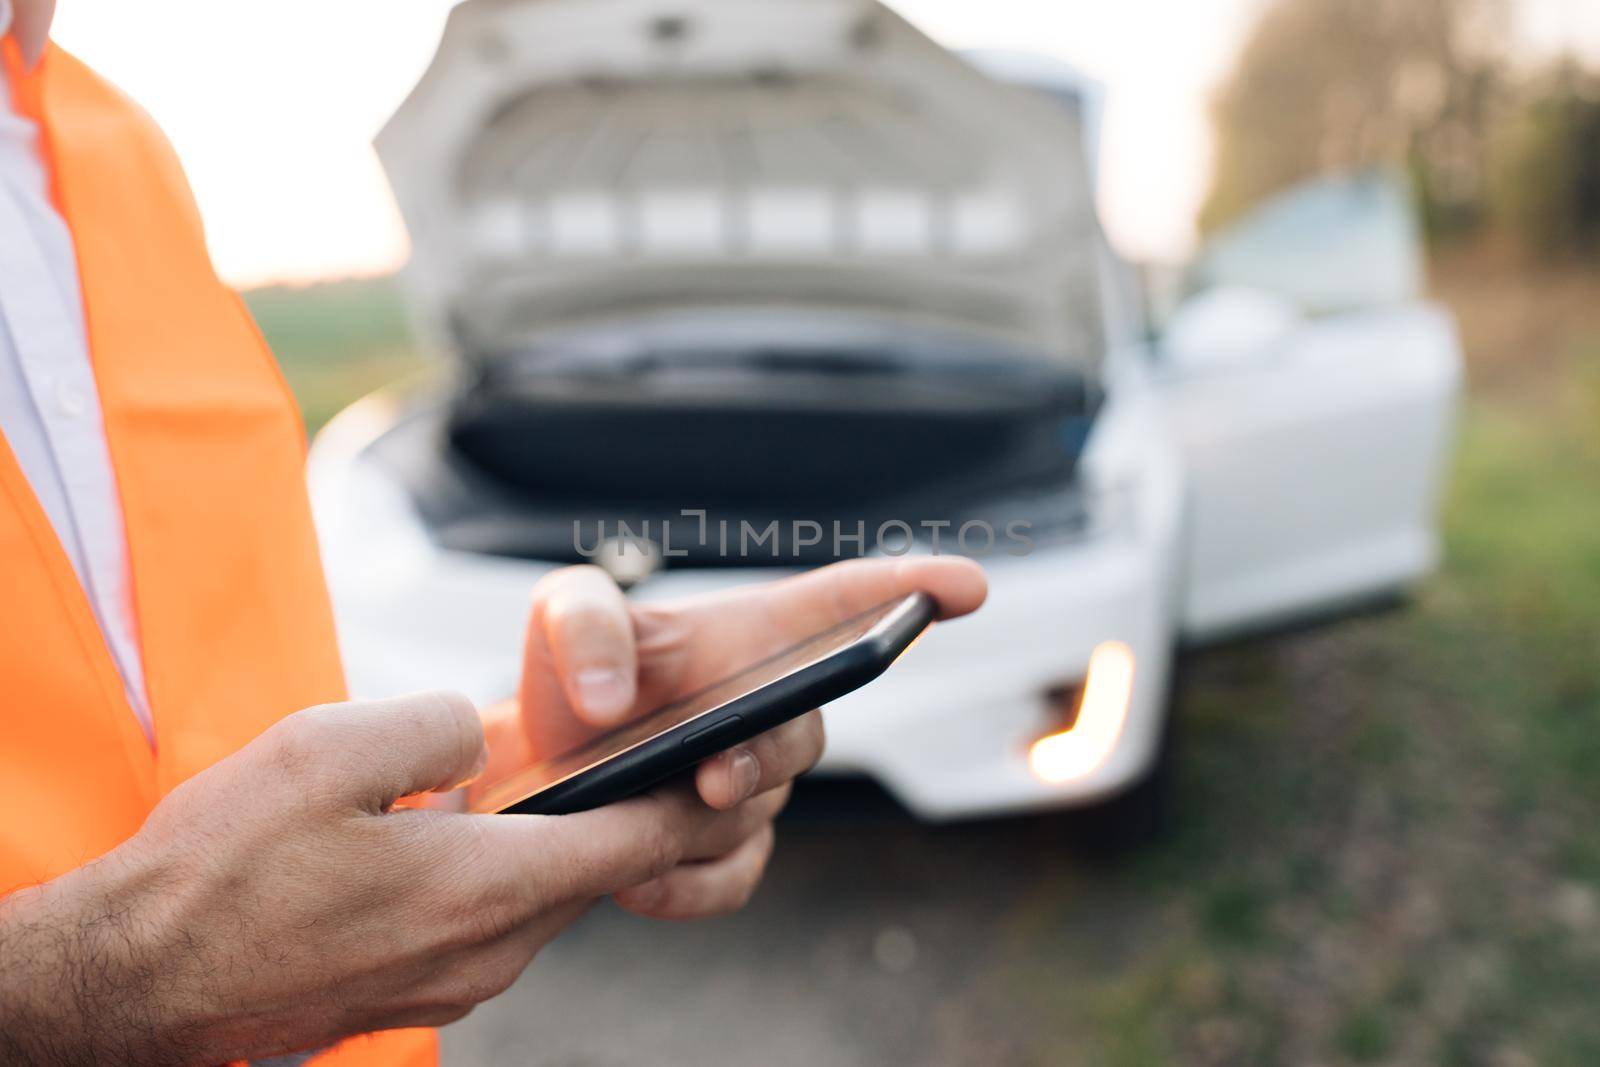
[243,275,427,431]
[1077,249,1600,1066]
[1336,1004,1392,1063]
[243,248,1600,1065]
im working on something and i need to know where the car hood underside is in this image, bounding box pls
[371,318,1098,568]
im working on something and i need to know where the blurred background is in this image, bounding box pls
[55,0,1600,1063]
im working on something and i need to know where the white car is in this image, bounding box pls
[308,0,1460,823]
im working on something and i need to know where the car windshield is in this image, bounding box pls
[1187,169,1426,314]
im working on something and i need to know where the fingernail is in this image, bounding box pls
[575,668,631,721]
[729,748,760,805]
[456,744,489,789]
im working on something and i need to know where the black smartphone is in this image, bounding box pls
[466,592,935,816]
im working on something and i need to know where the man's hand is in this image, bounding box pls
[0,692,755,1066]
[513,557,987,919]
[0,558,985,1064]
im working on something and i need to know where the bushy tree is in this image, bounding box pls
[1487,63,1600,257]
[1202,0,1507,240]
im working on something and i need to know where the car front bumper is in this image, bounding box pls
[309,382,1184,820]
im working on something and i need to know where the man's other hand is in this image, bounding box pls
[516,557,987,919]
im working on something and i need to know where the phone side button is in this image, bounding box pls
[681,715,745,748]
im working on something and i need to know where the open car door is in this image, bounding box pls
[1155,171,1462,641]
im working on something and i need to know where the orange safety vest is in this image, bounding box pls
[0,42,435,1066]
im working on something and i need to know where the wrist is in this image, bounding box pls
[0,844,201,1066]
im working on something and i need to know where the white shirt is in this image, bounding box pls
[0,44,153,737]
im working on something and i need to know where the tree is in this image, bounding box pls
[1487,62,1600,258]
[1201,0,1508,240]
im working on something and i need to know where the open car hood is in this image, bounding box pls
[376,0,1104,368]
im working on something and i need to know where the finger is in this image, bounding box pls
[664,557,987,685]
[402,896,590,1018]
[532,565,638,725]
[682,783,790,862]
[614,823,776,920]
[282,691,485,811]
[366,1004,476,1032]
[403,788,469,814]
[695,711,825,810]
[762,556,988,630]
[477,783,718,902]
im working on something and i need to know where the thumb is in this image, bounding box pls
[481,786,718,903]
[282,691,486,811]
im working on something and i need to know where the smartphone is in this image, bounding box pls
[466,592,935,816]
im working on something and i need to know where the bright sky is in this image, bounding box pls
[45,0,1600,288]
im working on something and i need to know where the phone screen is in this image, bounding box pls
[465,596,912,814]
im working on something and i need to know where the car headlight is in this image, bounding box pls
[1028,640,1137,783]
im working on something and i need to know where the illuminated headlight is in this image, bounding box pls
[1028,640,1136,783]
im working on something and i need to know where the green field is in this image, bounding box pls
[245,276,427,432]
[246,255,1600,1065]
